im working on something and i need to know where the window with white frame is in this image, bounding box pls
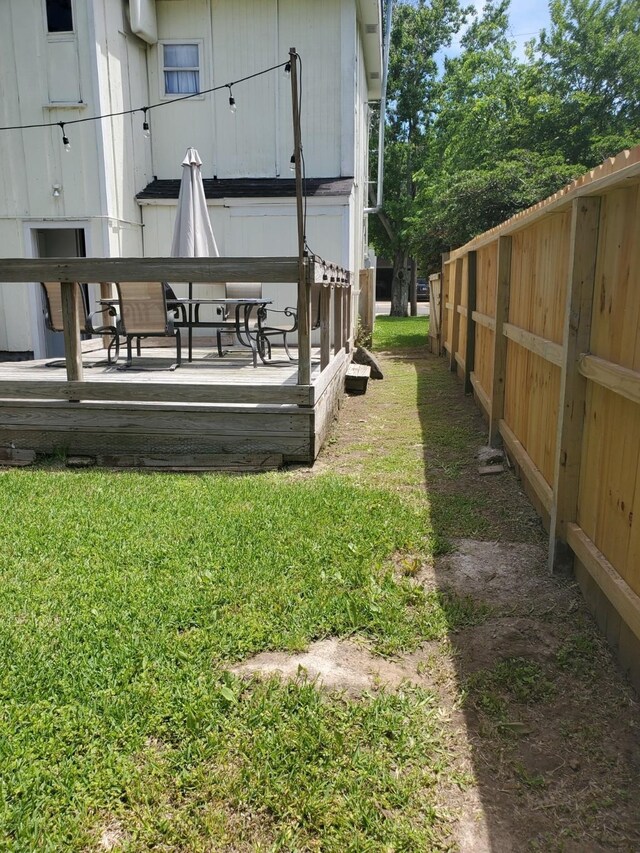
[162,43,200,95]
[46,0,73,32]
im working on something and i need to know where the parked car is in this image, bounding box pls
[417,278,430,301]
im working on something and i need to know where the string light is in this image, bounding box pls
[284,61,291,76]
[142,107,151,138]
[59,122,71,153]
[289,153,296,172]
[0,59,291,137]
[227,85,236,114]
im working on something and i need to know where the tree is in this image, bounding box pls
[530,0,640,165]
[369,0,468,315]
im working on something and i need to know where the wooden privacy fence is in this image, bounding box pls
[441,146,640,683]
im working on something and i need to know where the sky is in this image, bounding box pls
[441,0,553,62]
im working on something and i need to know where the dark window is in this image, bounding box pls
[46,0,73,33]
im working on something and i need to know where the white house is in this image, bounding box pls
[0,0,383,359]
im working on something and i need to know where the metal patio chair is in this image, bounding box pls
[257,282,322,362]
[40,281,119,366]
[114,281,181,369]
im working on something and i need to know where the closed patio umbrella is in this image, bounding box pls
[171,147,218,258]
[171,147,219,357]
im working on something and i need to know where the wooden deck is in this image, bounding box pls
[0,255,354,470]
[0,344,351,470]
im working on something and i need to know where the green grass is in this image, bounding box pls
[373,315,429,350]
[0,469,480,850]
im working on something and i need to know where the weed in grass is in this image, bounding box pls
[555,633,600,678]
[464,658,555,725]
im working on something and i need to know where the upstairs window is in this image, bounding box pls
[46,0,73,33]
[163,43,200,95]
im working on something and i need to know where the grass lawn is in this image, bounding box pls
[0,317,484,852]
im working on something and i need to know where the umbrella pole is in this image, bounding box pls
[189,281,193,361]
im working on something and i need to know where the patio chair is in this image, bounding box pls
[257,282,322,362]
[214,282,264,358]
[40,281,119,366]
[115,281,181,369]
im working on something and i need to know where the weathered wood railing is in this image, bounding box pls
[439,146,640,686]
[0,256,352,394]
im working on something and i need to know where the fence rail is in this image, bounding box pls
[440,146,640,686]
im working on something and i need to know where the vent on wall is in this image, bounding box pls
[365,23,378,34]
[370,71,380,80]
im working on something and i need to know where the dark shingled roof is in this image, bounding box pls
[137,176,354,200]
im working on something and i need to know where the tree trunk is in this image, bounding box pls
[409,257,418,316]
[390,249,409,316]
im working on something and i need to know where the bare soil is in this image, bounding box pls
[240,345,640,852]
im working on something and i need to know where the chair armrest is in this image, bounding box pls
[87,305,118,334]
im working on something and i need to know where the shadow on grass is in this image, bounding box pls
[372,315,640,851]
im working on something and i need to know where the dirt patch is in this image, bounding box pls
[231,636,445,696]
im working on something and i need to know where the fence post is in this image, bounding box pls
[61,281,83,382]
[464,251,477,394]
[449,257,463,373]
[548,197,602,573]
[489,236,512,446]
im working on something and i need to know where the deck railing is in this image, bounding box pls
[0,255,352,393]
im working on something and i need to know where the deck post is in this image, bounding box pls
[489,236,512,445]
[548,197,601,574]
[334,281,343,354]
[60,280,83,382]
[320,284,331,370]
[290,47,311,385]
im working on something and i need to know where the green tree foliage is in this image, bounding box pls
[369,0,469,314]
[371,0,640,279]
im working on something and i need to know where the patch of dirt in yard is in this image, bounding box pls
[281,346,640,851]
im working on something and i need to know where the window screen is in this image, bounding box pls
[163,44,200,95]
[46,0,73,32]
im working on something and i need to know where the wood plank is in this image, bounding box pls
[320,285,331,370]
[96,453,284,471]
[549,197,601,573]
[449,258,463,372]
[472,311,496,331]
[0,379,312,405]
[500,418,553,512]
[578,354,640,405]
[0,404,310,436]
[60,281,83,382]
[503,322,564,366]
[0,257,301,283]
[464,251,477,394]
[311,348,349,404]
[568,522,640,643]
[470,372,490,418]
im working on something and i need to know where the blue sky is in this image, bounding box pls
[441,0,552,62]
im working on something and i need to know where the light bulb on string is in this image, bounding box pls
[59,122,71,153]
[283,61,291,77]
[289,154,296,172]
[227,85,236,114]
[142,108,151,139]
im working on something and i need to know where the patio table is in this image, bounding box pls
[100,296,271,366]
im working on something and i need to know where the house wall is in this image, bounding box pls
[0,0,152,351]
[0,0,379,353]
[149,0,353,181]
